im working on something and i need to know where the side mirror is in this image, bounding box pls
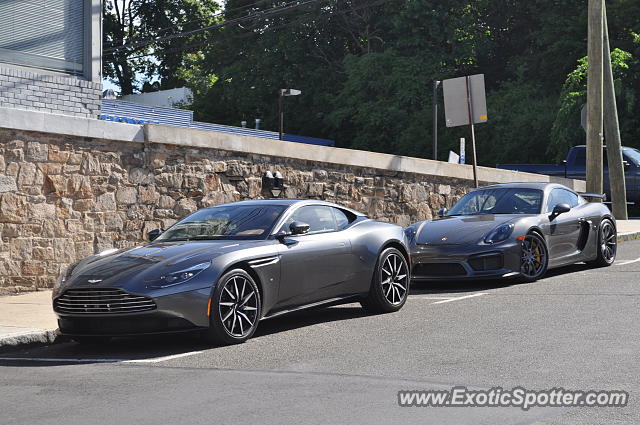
[148,228,163,241]
[551,203,571,217]
[289,221,310,235]
[437,208,447,218]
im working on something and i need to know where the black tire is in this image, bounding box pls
[361,247,410,314]
[587,218,617,267]
[519,232,549,283]
[71,336,111,345]
[203,269,261,345]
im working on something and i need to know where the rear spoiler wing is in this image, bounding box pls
[580,193,607,202]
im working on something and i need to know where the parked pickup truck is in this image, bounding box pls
[497,145,640,203]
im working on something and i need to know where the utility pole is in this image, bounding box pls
[278,90,284,140]
[602,2,628,219]
[586,0,604,197]
[433,80,441,161]
[465,76,479,188]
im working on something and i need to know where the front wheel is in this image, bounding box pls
[587,219,617,267]
[202,269,261,345]
[361,247,409,314]
[519,233,549,282]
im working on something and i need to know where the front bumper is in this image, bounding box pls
[54,287,211,337]
[410,240,522,281]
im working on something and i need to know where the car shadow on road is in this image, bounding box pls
[0,306,370,367]
[254,305,368,338]
[409,262,595,294]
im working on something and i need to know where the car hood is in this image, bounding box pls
[415,214,519,245]
[64,240,268,289]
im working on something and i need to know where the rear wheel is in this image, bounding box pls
[587,219,617,267]
[361,247,409,313]
[519,233,549,282]
[203,269,261,345]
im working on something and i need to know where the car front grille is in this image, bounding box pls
[468,253,504,271]
[413,263,468,277]
[54,288,156,314]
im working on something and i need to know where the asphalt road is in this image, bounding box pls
[2,240,640,425]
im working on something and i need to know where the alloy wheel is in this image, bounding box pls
[520,235,547,279]
[218,275,259,338]
[381,253,408,305]
[600,220,617,263]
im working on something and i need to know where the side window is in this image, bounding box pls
[332,208,355,230]
[564,190,579,207]
[283,206,337,234]
[572,149,586,167]
[547,189,579,212]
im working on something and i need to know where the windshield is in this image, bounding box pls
[447,188,543,216]
[157,205,287,242]
[623,148,640,167]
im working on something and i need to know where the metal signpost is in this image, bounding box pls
[433,80,441,160]
[279,88,301,140]
[443,74,488,187]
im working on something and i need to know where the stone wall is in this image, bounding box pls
[0,128,472,293]
[0,108,586,294]
[0,66,101,118]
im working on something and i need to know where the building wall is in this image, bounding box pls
[0,108,586,294]
[0,0,102,118]
[0,66,101,118]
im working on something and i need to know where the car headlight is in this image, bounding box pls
[484,223,515,244]
[155,261,211,288]
[52,263,78,298]
[404,226,417,242]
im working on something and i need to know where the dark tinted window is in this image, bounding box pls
[332,208,355,230]
[572,148,586,167]
[282,206,338,234]
[547,189,579,212]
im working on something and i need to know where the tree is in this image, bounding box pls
[103,0,219,95]
[180,0,640,165]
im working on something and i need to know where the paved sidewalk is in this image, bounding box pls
[1,219,639,350]
[617,219,640,242]
[0,290,58,349]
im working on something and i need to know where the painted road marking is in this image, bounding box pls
[616,257,640,266]
[0,350,206,365]
[124,350,205,363]
[430,293,487,304]
[411,293,487,304]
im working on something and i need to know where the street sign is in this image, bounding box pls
[443,74,488,127]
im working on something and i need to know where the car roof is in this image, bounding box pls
[206,199,367,216]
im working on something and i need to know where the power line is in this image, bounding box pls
[104,0,394,60]
[104,0,278,48]
[104,0,331,54]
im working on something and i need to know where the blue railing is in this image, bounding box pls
[100,100,334,147]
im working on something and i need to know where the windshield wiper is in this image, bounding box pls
[157,235,228,242]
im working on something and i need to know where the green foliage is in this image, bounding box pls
[103,0,219,94]
[550,47,638,161]
[112,0,640,165]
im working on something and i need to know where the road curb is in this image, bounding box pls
[618,231,640,243]
[0,329,63,353]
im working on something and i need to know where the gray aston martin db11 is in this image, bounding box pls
[406,183,616,283]
[53,200,410,344]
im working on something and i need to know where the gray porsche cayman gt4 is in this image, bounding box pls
[406,183,616,283]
